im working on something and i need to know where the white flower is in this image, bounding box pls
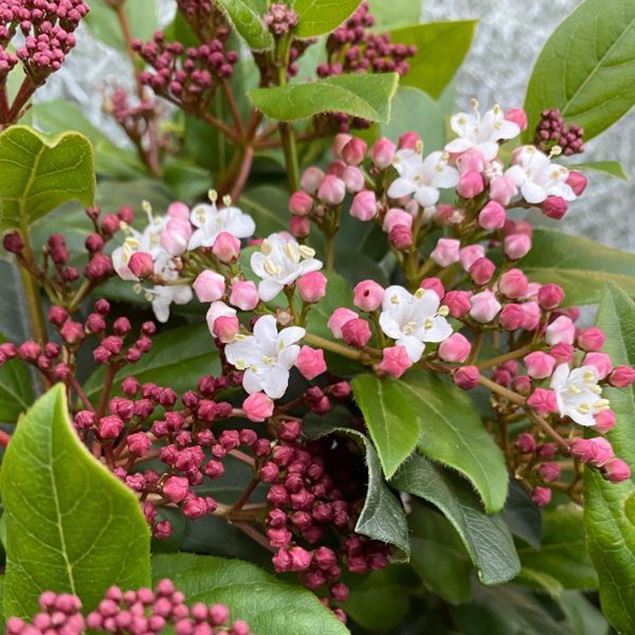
[250,233,323,302]
[379,285,453,363]
[188,200,255,251]
[445,102,520,161]
[505,146,575,204]
[112,215,167,281]
[225,315,305,399]
[388,149,459,207]
[146,251,192,323]
[550,364,610,426]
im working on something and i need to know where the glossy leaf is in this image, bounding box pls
[0,385,151,617]
[294,0,362,37]
[0,335,32,424]
[368,0,420,29]
[213,0,273,50]
[519,229,635,305]
[249,73,399,123]
[0,126,95,233]
[392,21,477,99]
[152,553,350,634]
[392,455,521,585]
[524,0,635,140]
[584,283,635,633]
[567,160,629,180]
[84,0,157,49]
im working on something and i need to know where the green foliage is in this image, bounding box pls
[152,553,350,634]
[503,481,542,549]
[213,0,274,50]
[249,73,399,123]
[0,126,95,234]
[368,0,420,29]
[294,0,362,38]
[84,0,157,50]
[0,385,151,617]
[524,0,635,140]
[0,335,32,424]
[567,160,629,180]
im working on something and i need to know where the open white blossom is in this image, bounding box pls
[505,146,575,204]
[445,102,520,160]
[251,233,323,302]
[550,364,610,426]
[144,251,192,323]
[379,285,453,363]
[188,196,255,251]
[225,315,305,399]
[388,149,459,207]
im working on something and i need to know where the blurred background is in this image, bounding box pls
[35,0,635,250]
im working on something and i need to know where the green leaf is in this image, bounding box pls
[584,283,635,633]
[249,73,399,123]
[351,374,419,479]
[566,160,629,180]
[152,553,350,634]
[240,185,290,237]
[84,0,157,50]
[0,335,32,424]
[558,591,609,635]
[213,0,273,50]
[399,371,508,513]
[0,126,95,234]
[0,385,151,617]
[294,0,362,38]
[524,0,635,141]
[503,481,542,548]
[392,455,521,585]
[519,229,635,305]
[518,504,598,590]
[392,21,477,99]
[368,0,420,29]
[84,324,220,403]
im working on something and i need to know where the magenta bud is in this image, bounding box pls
[526,388,558,415]
[341,318,372,348]
[538,283,565,310]
[3,231,24,253]
[531,486,551,507]
[504,107,528,131]
[98,415,124,439]
[469,257,496,285]
[297,271,327,303]
[162,475,189,503]
[542,195,568,220]
[515,432,536,453]
[389,224,413,250]
[566,170,587,196]
[602,458,631,483]
[499,269,529,299]
[609,365,635,388]
[342,137,367,166]
[577,327,605,352]
[453,365,479,390]
[289,191,313,216]
[443,290,471,318]
[128,252,153,278]
[289,215,311,238]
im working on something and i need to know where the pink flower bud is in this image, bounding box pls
[545,315,575,345]
[595,409,616,433]
[290,215,311,238]
[341,318,372,348]
[431,238,461,267]
[584,352,612,379]
[523,351,556,379]
[489,175,517,206]
[327,308,357,338]
[289,191,314,216]
[317,174,346,205]
[438,333,471,363]
[566,171,587,196]
[377,346,412,379]
[332,133,352,159]
[193,270,225,303]
[516,432,536,453]
[98,415,124,439]
[296,346,326,380]
[398,131,420,149]
[353,280,384,312]
[609,365,635,388]
[420,277,445,300]
[342,138,367,166]
[60,320,84,345]
[504,107,527,131]
[504,233,531,260]
[161,217,191,256]
[389,224,413,250]
[478,201,506,230]
[215,315,240,343]
[520,301,541,331]
[243,392,274,422]
[538,283,564,310]
[499,303,524,330]
[602,458,631,483]
[167,201,190,220]
[538,462,561,483]
[499,269,529,299]
[343,165,365,192]
[300,166,324,194]
[550,343,574,364]
[288,546,313,572]
[163,475,190,503]
[527,388,558,415]
[531,486,551,507]
[469,290,502,323]
[469,257,495,285]
[230,280,259,310]
[574,437,614,466]
[457,170,484,198]
[542,195,568,220]
[370,137,396,169]
[577,327,605,352]
[212,232,240,263]
[126,251,153,279]
[454,365,479,390]
[127,431,152,457]
[459,244,485,271]
[443,291,471,318]
[350,190,377,221]
[456,148,485,174]
[383,208,412,233]
[48,305,69,327]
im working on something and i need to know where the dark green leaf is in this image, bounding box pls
[558,591,609,635]
[1,385,151,617]
[84,0,157,50]
[213,0,273,50]
[240,185,290,237]
[294,0,362,38]
[0,335,32,425]
[503,481,542,548]
[567,160,629,180]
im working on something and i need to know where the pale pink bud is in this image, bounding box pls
[531,486,551,507]
[163,475,189,503]
[499,268,529,299]
[489,175,517,205]
[504,107,527,131]
[230,280,259,310]
[332,133,352,159]
[459,244,485,271]
[350,190,377,221]
[341,318,372,348]
[457,170,484,198]
[478,201,506,230]
[434,204,456,226]
[377,345,412,378]
[214,315,239,343]
[212,232,240,263]
[353,280,384,312]
[595,409,616,433]
[602,458,631,483]
[431,238,461,267]
[584,352,612,379]
[438,333,471,363]
[327,308,357,338]
[577,327,605,352]
[609,365,635,388]
[566,171,587,196]
[542,196,568,220]
[523,351,556,379]
[389,225,413,250]
[167,201,190,220]
[550,343,574,364]
[300,166,325,194]
[469,290,501,323]
[128,252,153,278]
[193,270,225,303]
[383,208,413,233]
[398,131,420,149]
[521,301,541,331]
[420,277,445,300]
[456,148,485,174]
[317,174,346,205]
[370,138,396,169]
[538,283,565,310]
[343,165,365,192]
[469,257,495,285]
[342,138,367,166]
[243,392,274,422]
[289,191,314,216]
[499,304,525,330]
[295,346,326,380]
[527,388,558,415]
[545,315,575,345]
[297,271,327,303]
[504,233,531,260]
[443,290,471,318]
[454,366,479,390]
[290,215,311,238]
[161,217,191,256]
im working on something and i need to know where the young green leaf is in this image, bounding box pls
[584,283,635,634]
[249,73,399,123]
[566,160,629,181]
[0,385,151,617]
[0,126,95,234]
[294,0,361,38]
[392,455,521,585]
[368,0,420,29]
[519,229,635,305]
[84,0,157,50]
[152,553,350,634]
[213,0,273,50]
[524,0,635,141]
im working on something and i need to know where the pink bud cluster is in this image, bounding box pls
[534,108,584,156]
[264,2,298,36]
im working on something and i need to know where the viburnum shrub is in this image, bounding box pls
[0,0,634,633]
